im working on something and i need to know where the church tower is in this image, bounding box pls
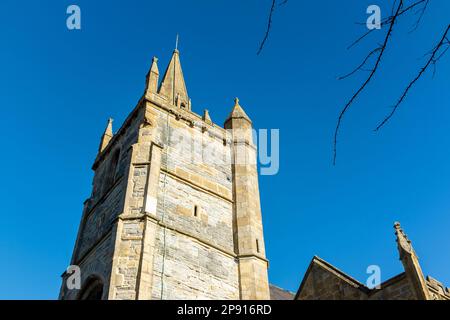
[59,47,270,300]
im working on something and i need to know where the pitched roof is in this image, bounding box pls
[269,284,295,300]
[294,256,370,300]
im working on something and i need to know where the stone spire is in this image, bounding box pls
[158,49,189,109]
[202,109,212,125]
[225,97,251,126]
[145,57,159,96]
[394,222,431,300]
[98,118,113,153]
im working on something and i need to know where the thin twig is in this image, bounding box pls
[348,0,426,49]
[409,0,430,33]
[375,24,450,131]
[333,0,404,165]
[257,0,277,55]
[338,48,382,80]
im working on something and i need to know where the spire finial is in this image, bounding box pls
[105,118,114,135]
[146,57,160,95]
[203,109,212,124]
[158,40,189,107]
[224,97,252,127]
[98,118,114,153]
[394,221,413,255]
[175,34,179,51]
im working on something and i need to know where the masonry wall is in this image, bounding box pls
[147,103,240,299]
[60,104,144,300]
[151,228,239,299]
[369,275,416,300]
[76,182,125,259]
[297,263,367,300]
[60,233,115,300]
[61,90,265,300]
[295,260,436,300]
[74,98,241,300]
[427,277,450,300]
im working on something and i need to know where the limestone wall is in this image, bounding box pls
[62,105,145,299]
[297,262,367,300]
[145,102,239,299]
[110,219,145,299]
[151,227,239,299]
[60,233,115,300]
[426,276,450,300]
[62,94,266,300]
[369,275,415,300]
[76,182,124,259]
[156,174,234,252]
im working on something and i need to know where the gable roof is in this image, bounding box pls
[294,256,370,300]
[269,284,295,300]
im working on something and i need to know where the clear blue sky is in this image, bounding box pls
[0,0,449,299]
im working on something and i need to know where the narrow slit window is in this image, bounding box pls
[194,205,198,217]
[256,239,260,253]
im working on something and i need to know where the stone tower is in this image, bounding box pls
[59,48,270,300]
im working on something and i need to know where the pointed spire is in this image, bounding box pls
[98,118,113,153]
[203,109,212,125]
[145,57,159,96]
[158,46,189,109]
[225,97,252,124]
[394,222,431,300]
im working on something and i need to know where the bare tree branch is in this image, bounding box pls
[391,0,399,16]
[338,47,382,80]
[374,24,450,131]
[257,0,277,55]
[333,0,404,165]
[349,0,427,49]
[257,0,289,55]
[409,0,430,33]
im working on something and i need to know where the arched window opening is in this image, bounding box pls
[79,277,104,300]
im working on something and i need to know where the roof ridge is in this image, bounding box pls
[312,256,369,290]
